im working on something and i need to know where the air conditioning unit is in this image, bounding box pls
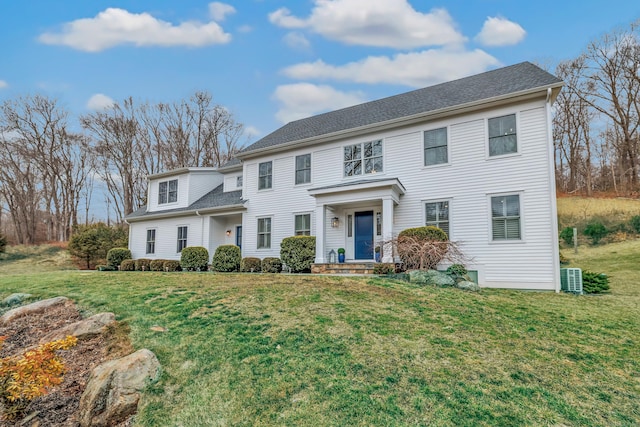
[560,268,583,294]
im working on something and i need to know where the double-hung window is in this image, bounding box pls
[257,218,271,249]
[236,176,243,188]
[177,226,188,252]
[425,201,450,237]
[491,195,521,240]
[258,161,272,190]
[294,214,311,236]
[295,154,311,185]
[146,229,156,254]
[159,179,178,204]
[424,128,448,166]
[344,140,383,177]
[488,114,517,156]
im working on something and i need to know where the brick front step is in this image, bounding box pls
[311,263,376,274]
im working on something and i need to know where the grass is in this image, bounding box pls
[0,243,639,426]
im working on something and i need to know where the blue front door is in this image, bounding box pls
[354,211,374,260]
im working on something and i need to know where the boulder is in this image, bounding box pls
[457,280,481,292]
[408,269,455,287]
[0,296,70,325]
[78,349,161,427]
[40,312,116,344]
[1,293,33,306]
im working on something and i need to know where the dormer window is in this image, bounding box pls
[159,179,178,204]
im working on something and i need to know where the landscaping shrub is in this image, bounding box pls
[211,245,241,272]
[446,264,468,281]
[559,252,570,265]
[135,258,152,271]
[67,223,128,269]
[631,215,640,233]
[582,271,610,294]
[240,257,262,273]
[373,263,395,275]
[120,259,136,271]
[583,221,608,244]
[559,226,575,245]
[180,246,210,271]
[150,259,166,271]
[96,265,116,271]
[163,260,182,272]
[106,247,132,269]
[0,232,6,254]
[262,257,282,273]
[397,226,450,270]
[280,236,316,273]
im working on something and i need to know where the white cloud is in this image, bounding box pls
[0,80,7,89]
[87,93,115,110]
[282,49,500,88]
[269,0,465,49]
[283,32,311,50]
[38,7,232,52]
[244,125,261,138]
[273,83,366,123]
[475,17,526,47]
[208,2,236,21]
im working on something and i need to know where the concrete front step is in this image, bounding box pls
[311,262,376,274]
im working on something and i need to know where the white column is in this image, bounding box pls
[315,204,326,263]
[382,198,394,263]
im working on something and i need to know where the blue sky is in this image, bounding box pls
[1,0,638,145]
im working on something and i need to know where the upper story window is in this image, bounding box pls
[258,161,272,190]
[491,194,521,240]
[424,128,448,166]
[294,213,311,236]
[488,114,517,156]
[158,179,178,204]
[344,140,383,177]
[236,176,243,188]
[295,154,311,185]
[425,200,450,237]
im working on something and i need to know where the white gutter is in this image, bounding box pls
[546,87,562,293]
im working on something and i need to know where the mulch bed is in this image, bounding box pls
[0,301,133,426]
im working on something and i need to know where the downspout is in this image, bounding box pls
[546,88,561,293]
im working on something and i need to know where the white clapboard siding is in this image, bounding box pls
[129,215,206,260]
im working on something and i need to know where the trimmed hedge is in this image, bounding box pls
[180,246,210,271]
[373,263,395,274]
[150,259,166,271]
[135,258,152,271]
[280,236,316,273]
[106,247,132,269]
[240,257,262,273]
[120,259,136,271]
[163,260,182,272]
[211,245,241,272]
[398,226,448,242]
[262,257,282,273]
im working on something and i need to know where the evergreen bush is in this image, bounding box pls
[373,263,395,274]
[67,223,128,269]
[559,227,575,245]
[583,221,607,244]
[180,246,210,271]
[280,236,316,273]
[106,247,132,269]
[631,215,640,233]
[262,257,282,273]
[135,258,152,271]
[163,260,182,272]
[211,245,241,272]
[582,271,610,294]
[150,259,166,271]
[240,257,262,273]
[120,259,136,271]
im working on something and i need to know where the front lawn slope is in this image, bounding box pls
[0,258,638,426]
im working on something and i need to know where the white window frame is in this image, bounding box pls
[343,140,383,177]
[423,199,451,238]
[423,127,449,167]
[258,161,273,190]
[158,179,178,204]
[257,217,272,249]
[488,192,524,243]
[295,154,312,185]
[294,212,312,236]
[177,225,188,253]
[487,113,519,158]
[146,229,156,255]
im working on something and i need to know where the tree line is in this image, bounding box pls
[0,91,244,244]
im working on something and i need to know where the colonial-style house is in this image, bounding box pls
[126,62,563,290]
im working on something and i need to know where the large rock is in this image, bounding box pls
[40,312,116,344]
[1,293,33,306]
[0,296,70,325]
[408,269,455,287]
[456,280,481,292]
[78,349,161,427]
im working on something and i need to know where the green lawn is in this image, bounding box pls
[0,243,639,426]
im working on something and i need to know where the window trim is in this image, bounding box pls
[146,228,156,255]
[343,139,384,178]
[488,192,524,243]
[176,225,188,253]
[158,179,178,205]
[257,217,272,249]
[423,199,451,238]
[258,161,273,191]
[423,127,449,167]
[294,153,312,186]
[486,113,519,159]
[294,212,312,236]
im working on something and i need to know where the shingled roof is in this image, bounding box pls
[240,62,562,156]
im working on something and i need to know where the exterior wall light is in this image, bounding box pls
[331,217,339,228]
[226,230,232,237]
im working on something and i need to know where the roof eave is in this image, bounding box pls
[125,203,246,222]
[147,167,220,180]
